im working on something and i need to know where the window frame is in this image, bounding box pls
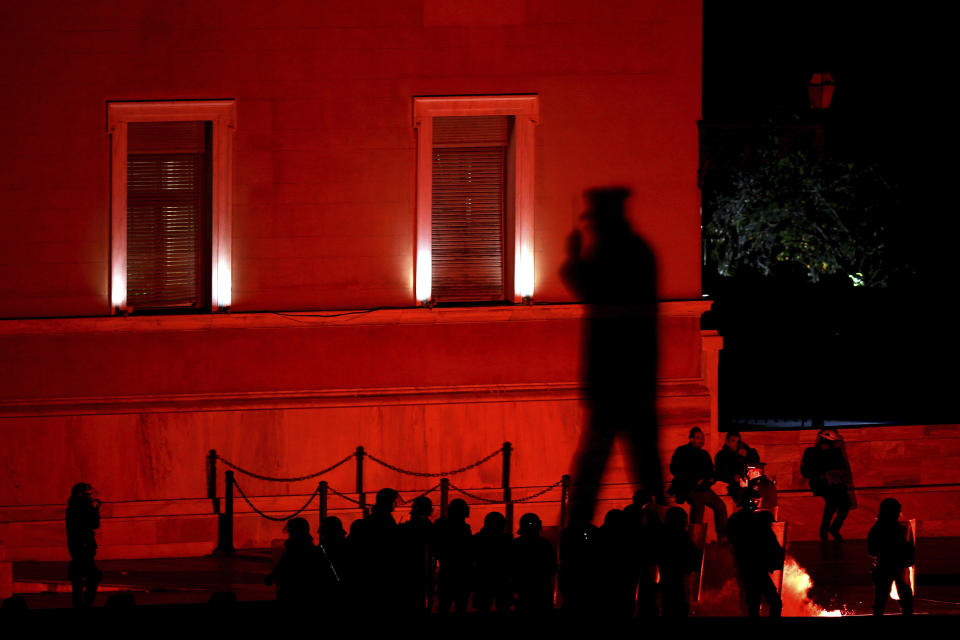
[107,101,236,313]
[413,95,538,305]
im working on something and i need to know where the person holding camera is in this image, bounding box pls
[714,430,760,503]
[66,482,102,608]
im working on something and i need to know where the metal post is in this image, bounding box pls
[319,481,328,528]
[207,449,220,514]
[560,474,571,530]
[216,470,235,554]
[440,478,449,519]
[554,474,571,610]
[502,442,513,536]
[355,446,366,516]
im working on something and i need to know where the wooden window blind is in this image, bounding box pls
[431,116,510,303]
[126,121,211,311]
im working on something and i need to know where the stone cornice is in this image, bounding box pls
[0,301,712,336]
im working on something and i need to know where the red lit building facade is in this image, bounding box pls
[0,1,716,560]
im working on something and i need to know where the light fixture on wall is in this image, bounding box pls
[516,245,534,303]
[416,249,432,306]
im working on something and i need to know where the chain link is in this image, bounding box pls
[447,483,504,504]
[447,478,564,505]
[326,484,363,506]
[396,482,442,505]
[364,448,502,478]
[232,477,319,522]
[217,452,354,483]
[414,483,442,499]
[513,478,565,503]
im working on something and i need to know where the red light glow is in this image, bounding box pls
[781,556,845,617]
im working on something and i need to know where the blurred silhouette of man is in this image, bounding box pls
[868,498,914,616]
[562,188,662,528]
[66,482,102,608]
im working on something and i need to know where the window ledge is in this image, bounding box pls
[0,301,711,336]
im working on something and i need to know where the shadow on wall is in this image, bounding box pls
[561,187,661,526]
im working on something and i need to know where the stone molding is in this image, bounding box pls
[0,378,710,418]
[0,301,711,335]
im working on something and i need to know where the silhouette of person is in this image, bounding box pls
[66,482,102,608]
[433,498,473,614]
[317,516,347,609]
[669,427,727,541]
[558,521,600,614]
[347,488,401,613]
[511,513,557,614]
[265,517,320,608]
[868,498,914,616]
[472,511,513,613]
[801,429,855,541]
[657,507,702,617]
[396,496,436,614]
[562,188,662,527]
[345,517,367,610]
[623,488,661,617]
[714,430,760,503]
[725,489,783,617]
[596,508,639,618]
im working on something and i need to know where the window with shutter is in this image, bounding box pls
[126,121,211,311]
[413,96,539,306]
[108,101,235,314]
[431,116,509,302]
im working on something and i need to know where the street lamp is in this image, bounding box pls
[808,72,836,110]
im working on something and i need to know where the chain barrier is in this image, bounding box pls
[364,448,502,478]
[447,483,504,504]
[232,477,319,522]
[326,484,363,506]
[415,483,442,499]
[217,452,354,483]
[448,478,564,505]
[397,482,442,505]
[513,478,565,503]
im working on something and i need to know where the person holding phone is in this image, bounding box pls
[66,482,102,608]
